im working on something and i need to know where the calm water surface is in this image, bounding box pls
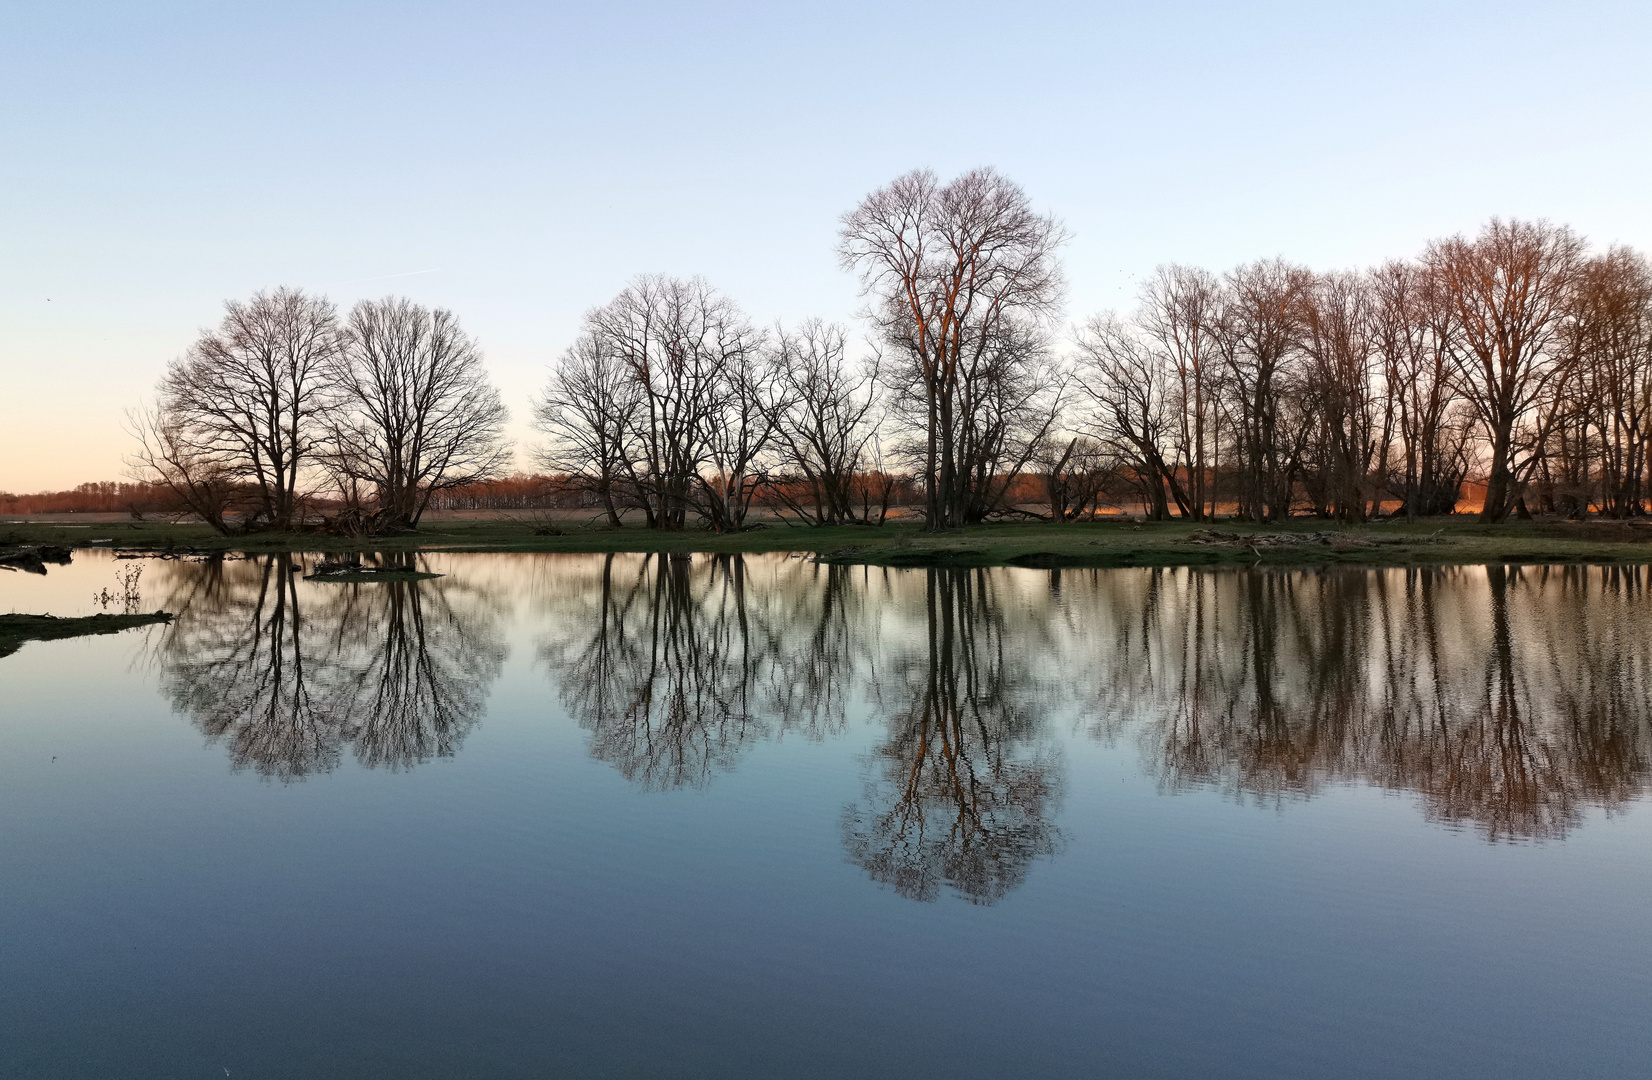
[2,552,1649,1078]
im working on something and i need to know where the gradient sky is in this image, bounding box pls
[2,0,1648,492]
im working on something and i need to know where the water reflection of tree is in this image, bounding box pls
[1083,564,1652,841]
[843,569,1063,904]
[538,553,860,790]
[538,556,1064,900]
[535,552,1652,903]
[151,554,505,778]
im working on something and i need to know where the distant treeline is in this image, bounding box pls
[3,473,931,518]
[3,476,607,516]
[2,482,173,516]
[2,476,572,516]
[103,167,1651,534]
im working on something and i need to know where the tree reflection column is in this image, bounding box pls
[844,568,1063,904]
[152,554,504,778]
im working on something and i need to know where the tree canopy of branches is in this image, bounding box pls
[1425,219,1587,521]
[1138,265,1224,521]
[1073,314,1187,520]
[1553,247,1652,518]
[1216,259,1315,522]
[535,276,770,532]
[765,320,891,525]
[132,287,341,533]
[323,297,511,530]
[838,168,1068,530]
[1370,260,1473,518]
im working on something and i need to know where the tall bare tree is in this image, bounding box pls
[1139,265,1223,520]
[1072,314,1188,519]
[1564,248,1652,516]
[698,330,782,532]
[1215,260,1313,522]
[1371,260,1472,517]
[140,287,340,531]
[1299,271,1381,520]
[839,168,1067,529]
[585,276,765,530]
[533,329,642,526]
[1424,219,1586,521]
[322,297,511,530]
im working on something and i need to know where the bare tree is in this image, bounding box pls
[1072,314,1189,519]
[697,330,782,532]
[839,168,1067,529]
[1298,271,1380,521]
[1215,260,1314,522]
[125,402,241,533]
[1371,260,1472,517]
[139,287,340,531]
[323,297,511,531]
[1139,265,1224,520]
[533,329,643,526]
[765,320,887,525]
[1424,219,1586,521]
[582,276,765,530]
[1564,248,1652,516]
[539,276,770,531]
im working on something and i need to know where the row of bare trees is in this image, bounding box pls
[131,172,1650,534]
[131,289,510,534]
[535,169,1068,532]
[538,170,1652,530]
[533,277,898,531]
[1067,220,1652,523]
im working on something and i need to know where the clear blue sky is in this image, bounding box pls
[3,0,1648,490]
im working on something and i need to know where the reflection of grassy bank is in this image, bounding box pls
[305,569,442,583]
[5,518,1652,568]
[0,612,173,658]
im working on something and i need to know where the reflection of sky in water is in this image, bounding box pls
[3,553,1651,1078]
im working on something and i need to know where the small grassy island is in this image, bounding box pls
[0,611,174,658]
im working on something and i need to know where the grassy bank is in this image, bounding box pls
[7,516,1652,568]
[0,612,173,658]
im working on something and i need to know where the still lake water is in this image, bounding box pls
[2,551,1650,1079]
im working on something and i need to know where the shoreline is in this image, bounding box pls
[7,518,1652,570]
